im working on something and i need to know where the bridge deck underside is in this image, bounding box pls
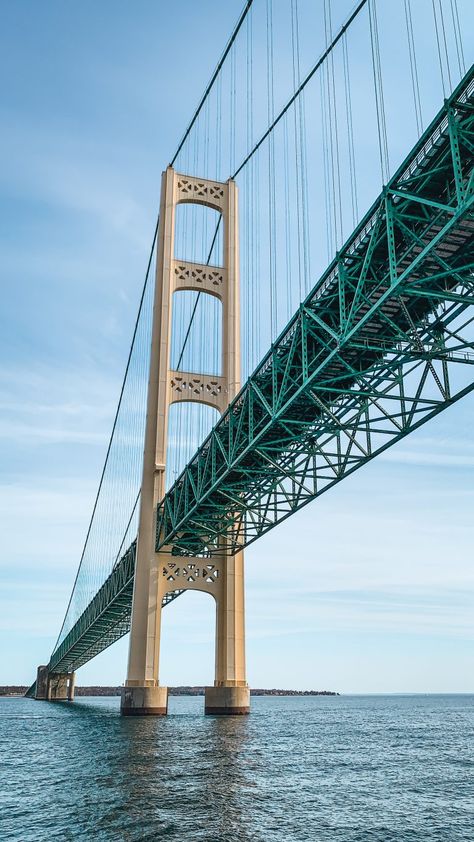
[35,65,474,683]
[157,66,474,557]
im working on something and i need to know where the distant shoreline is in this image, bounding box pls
[0,685,339,698]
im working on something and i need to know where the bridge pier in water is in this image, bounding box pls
[35,666,75,702]
[121,167,250,716]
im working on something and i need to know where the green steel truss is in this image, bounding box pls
[156,66,474,556]
[23,546,184,691]
[30,65,474,684]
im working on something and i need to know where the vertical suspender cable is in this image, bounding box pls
[342,31,358,226]
[324,1,338,252]
[327,0,344,247]
[369,0,390,184]
[432,0,447,97]
[291,0,304,302]
[283,110,292,321]
[404,0,423,136]
[320,70,332,262]
[266,0,277,339]
[291,0,310,295]
[450,0,465,76]
[245,7,254,376]
[437,0,452,92]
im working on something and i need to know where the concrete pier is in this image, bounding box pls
[204,685,250,715]
[120,685,168,716]
[35,665,75,702]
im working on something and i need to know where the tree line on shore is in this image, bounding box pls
[1,685,338,697]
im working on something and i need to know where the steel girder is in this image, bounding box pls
[156,65,474,557]
[41,543,184,675]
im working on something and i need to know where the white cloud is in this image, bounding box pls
[0,113,152,252]
[0,418,108,446]
[380,436,474,468]
[0,363,119,446]
[245,585,474,639]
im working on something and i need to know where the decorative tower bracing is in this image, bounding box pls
[121,167,250,716]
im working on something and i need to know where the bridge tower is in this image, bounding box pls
[121,167,250,716]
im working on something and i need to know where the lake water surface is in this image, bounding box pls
[1,694,473,840]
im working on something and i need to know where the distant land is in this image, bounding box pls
[0,686,339,697]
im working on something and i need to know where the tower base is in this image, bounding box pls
[120,685,168,716]
[204,685,250,715]
[35,666,75,701]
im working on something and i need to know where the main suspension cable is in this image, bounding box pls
[232,0,368,179]
[170,0,255,167]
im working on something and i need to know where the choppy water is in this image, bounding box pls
[0,694,473,841]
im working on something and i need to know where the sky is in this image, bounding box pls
[0,0,473,693]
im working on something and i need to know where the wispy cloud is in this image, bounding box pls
[0,363,119,447]
[245,584,474,639]
[380,436,474,468]
[0,112,152,252]
[0,418,108,446]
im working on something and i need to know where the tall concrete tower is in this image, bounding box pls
[121,167,249,716]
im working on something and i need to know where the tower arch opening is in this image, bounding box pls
[166,401,219,488]
[170,289,222,376]
[160,590,216,692]
[174,202,223,267]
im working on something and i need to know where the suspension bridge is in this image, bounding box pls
[27,0,473,714]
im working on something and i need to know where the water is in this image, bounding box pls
[1,694,473,841]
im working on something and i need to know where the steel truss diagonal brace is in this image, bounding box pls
[156,66,474,557]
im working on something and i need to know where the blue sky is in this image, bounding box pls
[0,0,473,692]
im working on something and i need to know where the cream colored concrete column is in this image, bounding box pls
[205,177,249,715]
[121,167,175,715]
[214,550,246,686]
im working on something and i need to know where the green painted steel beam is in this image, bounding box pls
[155,64,474,557]
[43,543,184,675]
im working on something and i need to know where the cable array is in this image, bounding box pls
[54,0,471,651]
